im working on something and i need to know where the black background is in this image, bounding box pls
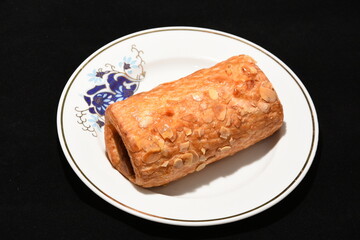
[1,0,359,239]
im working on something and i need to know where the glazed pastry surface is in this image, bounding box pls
[105,55,283,187]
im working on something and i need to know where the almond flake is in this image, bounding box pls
[143,152,161,164]
[192,94,202,102]
[188,150,199,163]
[182,114,197,123]
[219,126,231,139]
[161,146,170,157]
[155,136,165,149]
[142,142,161,153]
[225,116,232,127]
[209,89,218,100]
[169,131,177,142]
[259,86,277,103]
[179,141,190,153]
[258,101,270,113]
[173,158,183,168]
[183,127,192,136]
[199,155,207,162]
[196,163,206,172]
[182,152,194,164]
[231,114,241,128]
[219,146,231,152]
[201,147,206,155]
[161,161,169,167]
[213,104,227,121]
[158,124,173,140]
[245,66,257,75]
[202,109,214,123]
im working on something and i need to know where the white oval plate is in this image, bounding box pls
[57,27,318,226]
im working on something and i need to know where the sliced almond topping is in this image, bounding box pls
[161,146,170,157]
[250,66,258,74]
[179,141,190,153]
[219,126,231,139]
[213,104,227,121]
[158,124,173,140]
[169,131,177,142]
[229,137,236,146]
[194,128,205,138]
[141,166,156,175]
[199,128,205,137]
[181,153,194,164]
[225,116,232,127]
[183,127,192,136]
[231,114,241,128]
[138,116,154,128]
[247,66,258,75]
[201,147,206,155]
[173,158,183,168]
[202,109,214,123]
[182,114,197,122]
[176,130,185,141]
[200,102,207,109]
[208,89,218,100]
[143,152,161,164]
[155,136,165,149]
[196,163,206,172]
[161,161,169,167]
[218,109,227,121]
[258,101,270,113]
[192,94,202,102]
[188,150,199,163]
[142,142,161,153]
[199,155,207,162]
[260,86,277,103]
[219,146,231,152]
[242,65,258,75]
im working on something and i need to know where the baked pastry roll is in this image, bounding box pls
[105,55,283,188]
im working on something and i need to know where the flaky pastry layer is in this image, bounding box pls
[105,55,283,187]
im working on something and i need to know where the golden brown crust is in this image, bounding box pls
[105,55,284,188]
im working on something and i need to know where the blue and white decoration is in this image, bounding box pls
[75,45,146,137]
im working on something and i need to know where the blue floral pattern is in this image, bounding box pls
[119,56,138,74]
[87,69,105,84]
[75,45,146,137]
[88,114,103,131]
